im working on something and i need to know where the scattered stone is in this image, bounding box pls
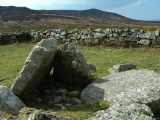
[67,91,80,98]
[65,104,72,108]
[88,64,96,73]
[56,89,68,96]
[11,38,57,99]
[28,112,70,120]
[108,63,136,74]
[67,98,82,105]
[62,95,67,102]
[0,86,26,115]
[54,96,63,103]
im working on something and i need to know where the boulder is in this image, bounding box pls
[108,64,136,74]
[81,69,160,114]
[89,103,155,120]
[53,43,92,88]
[11,38,57,99]
[0,86,25,115]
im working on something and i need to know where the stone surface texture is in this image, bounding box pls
[11,38,57,98]
[88,103,155,120]
[53,43,92,88]
[0,86,26,115]
[81,69,160,114]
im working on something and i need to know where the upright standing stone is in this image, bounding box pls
[53,43,92,88]
[11,38,57,99]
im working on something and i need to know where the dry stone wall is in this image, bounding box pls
[30,28,160,47]
[1,28,160,47]
[0,31,32,45]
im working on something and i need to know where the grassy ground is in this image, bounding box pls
[0,44,160,119]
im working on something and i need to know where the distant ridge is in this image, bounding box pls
[52,8,131,21]
[0,6,130,21]
[0,6,159,28]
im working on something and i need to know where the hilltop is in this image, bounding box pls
[0,6,160,28]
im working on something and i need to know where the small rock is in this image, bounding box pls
[108,64,136,74]
[44,90,51,95]
[56,89,68,96]
[47,101,54,106]
[61,106,67,110]
[54,104,67,110]
[88,64,96,73]
[54,103,63,108]
[67,98,82,105]
[28,112,70,120]
[62,95,67,102]
[65,103,72,108]
[54,96,63,103]
[67,91,80,98]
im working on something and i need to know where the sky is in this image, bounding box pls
[0,0,160,21]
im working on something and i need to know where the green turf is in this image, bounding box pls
[1,44,160,119]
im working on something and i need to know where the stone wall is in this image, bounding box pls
[30,28,160,47]
[1,28,160,47]
[0,31,32,45]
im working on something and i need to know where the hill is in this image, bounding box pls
[52,8,130,21]
[0,6,159,28]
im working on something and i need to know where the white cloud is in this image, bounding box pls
[106,0,148,11]
[0,0,87,9]
[105,0,148,20]
[0,0,148,10]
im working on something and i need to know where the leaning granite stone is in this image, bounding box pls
[88,103,155,120]
[53,43,92,88]
[28,112,70,120]
[81,69,160,114]
[11,38,57,98]
[0,86,26,115]
[108,64,136,74]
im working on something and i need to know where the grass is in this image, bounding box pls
[0,43,35,87]
[81,46,160,78]
[55,104,94,120]
[1,44,160,119]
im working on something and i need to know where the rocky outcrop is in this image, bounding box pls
[11,38,57,99]
[89,103,155,120]
[0,85,25,115]
[53,43,92,88]
[108,64,136,74]
[81,69,160,115]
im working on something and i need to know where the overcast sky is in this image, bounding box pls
[0,0,160,21]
